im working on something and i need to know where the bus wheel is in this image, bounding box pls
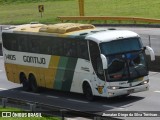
[83,82,94,101]
[20,74,30,91]
[29,75,39,93]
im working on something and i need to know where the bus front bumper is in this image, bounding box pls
[107,84,149,98]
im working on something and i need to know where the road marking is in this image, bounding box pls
[20,91,40,96]
[46,95,59,99]
[149,72,159,77]
[150,71,159,74]
[154,91,160,93]
[103,105,124,110]
[0,70,2,72]
[67,99,88,104]
[0,56,3,58]
[0,88,7,90]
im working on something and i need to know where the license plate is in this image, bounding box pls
[128,89,134,94]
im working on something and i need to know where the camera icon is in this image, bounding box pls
[2,112,11,117]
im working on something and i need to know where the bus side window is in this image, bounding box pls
[30,35,40,53]
[57,38,64,56]
[39,36,52,55]
[10,35,18,51]
[18,34,29,52]
[63,39,77,58]
[77,41,89,60]
[89,41,104,80]
[50,37,64,56]
[64,40,71,56]
[2,33,12,50]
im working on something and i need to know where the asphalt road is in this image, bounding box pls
[0,57,160,120]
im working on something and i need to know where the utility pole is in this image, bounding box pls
[78,0,84,16]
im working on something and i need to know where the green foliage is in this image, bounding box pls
[0,0,71,4]
[0,0,160,24]
[0,107,21,111]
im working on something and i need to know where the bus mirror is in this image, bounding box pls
[145,46,155,61]
[100,54,108,69]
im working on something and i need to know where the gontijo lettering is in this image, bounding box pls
[23,56,46,64]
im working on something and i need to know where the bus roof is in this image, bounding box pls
[3,23,139,44]
[85,30,139,43]
[3,23,95,33]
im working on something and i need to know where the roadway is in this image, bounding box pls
[0,57,160,120]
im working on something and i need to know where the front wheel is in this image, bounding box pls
[83,83,94,101]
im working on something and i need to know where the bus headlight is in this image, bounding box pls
[141,79,149,85]
[108,86,119,90]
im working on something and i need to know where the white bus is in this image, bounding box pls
[2,23,155,100]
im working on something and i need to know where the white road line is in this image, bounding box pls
[103,105,124,110]
[0,56,3,58]
[0,70,2,72]
[20,91,40,96]
[67,99,89,104]
[0,88,7,90]
[154,91,160,93]
[46,95,59,99]
[150,71,159,74]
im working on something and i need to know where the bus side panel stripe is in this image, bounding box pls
[46,56,60,88]
[54,57,68,89]
[61,58,78,91]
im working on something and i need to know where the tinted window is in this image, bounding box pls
[89,41,104,80]
[77,41,89,60]
[2,33,89,60]
[18,35,29,52]
[100,37,142,55]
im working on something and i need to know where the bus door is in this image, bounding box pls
[89,41,106,95]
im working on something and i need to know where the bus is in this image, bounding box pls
[2,23,155,100]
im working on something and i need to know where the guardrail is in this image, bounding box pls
[57,16,160,24]
[0,97,121,120]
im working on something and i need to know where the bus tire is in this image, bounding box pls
[83,82,94,101]
[29,74,39,93]
[20,73,30,91]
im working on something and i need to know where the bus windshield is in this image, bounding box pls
[100,37,148,81]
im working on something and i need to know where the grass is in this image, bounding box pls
[0,107,21,111]
[0,107,60,120]
[0,0,160,24]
